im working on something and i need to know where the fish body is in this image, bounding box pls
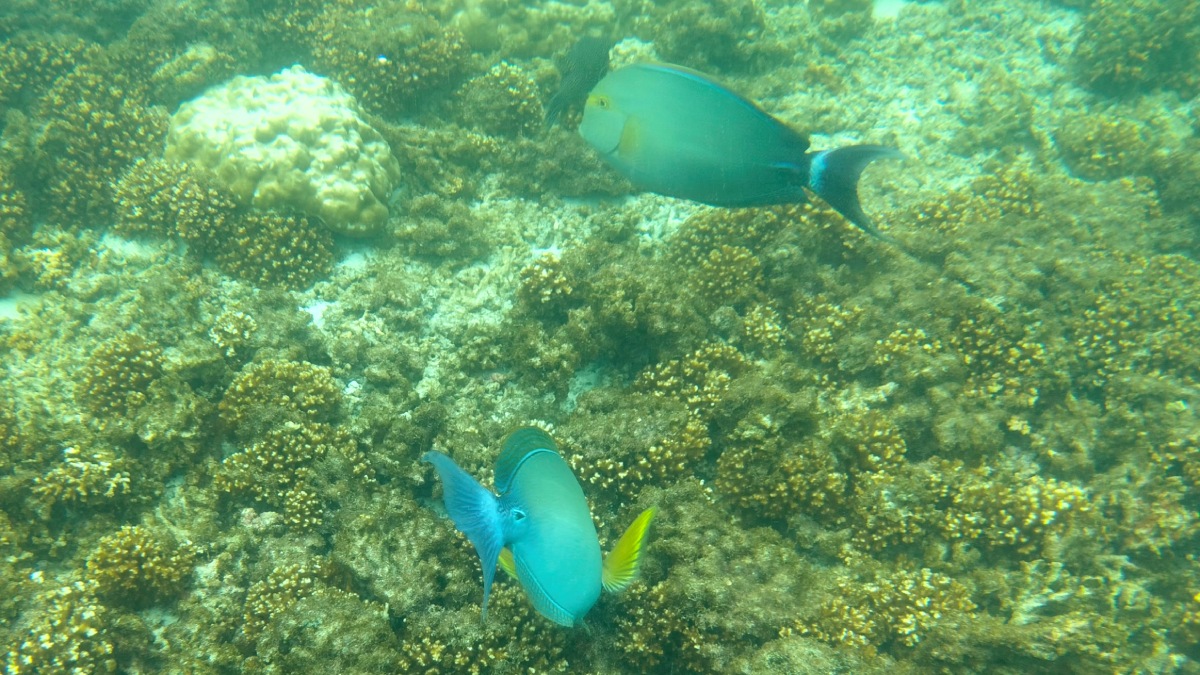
[579,62,901,236]
[423,427,654,626]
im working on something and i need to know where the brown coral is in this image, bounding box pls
[218,359,342,441]
[85,524,195,607]
[77,334,164,423]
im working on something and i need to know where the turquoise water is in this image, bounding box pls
[0,0,1198,672]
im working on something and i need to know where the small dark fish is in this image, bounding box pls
[545,35,614,127]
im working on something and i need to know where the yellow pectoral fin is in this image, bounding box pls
[617,116,641,158]
[602,507,657,593]
[499,548,517,580]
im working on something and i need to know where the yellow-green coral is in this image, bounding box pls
[1071,0,1200,95]
[613,580,708,673]
[77,333,164,421]
[305,0,470,115]
[636,342,746,419]
[790,567,976,651]
[0,32,96,110]
[31,446,131,511]
[214,421,354,531]
[945,460,1091,555]
[32,57,168,226]
[715,412,846,520]
[396,583,569,673]
[112,158,238,251]
[457,62,544,138]
[4,580,115,675]
[218,359,342,441]
[214,211,334,289]
[516,251,575,317]
[243,561,328,639]
[1055,111,1153,181]
[85,524,195,607]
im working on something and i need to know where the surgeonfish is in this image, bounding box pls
[423,427,656,626]
[579,62,902,237]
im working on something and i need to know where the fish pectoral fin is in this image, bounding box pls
[617,116,640,157]
[498,548,518,580]
[601,507,657,593]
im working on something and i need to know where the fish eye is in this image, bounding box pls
[588,94,609,109]
[512,508,526,521]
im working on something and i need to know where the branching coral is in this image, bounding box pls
[396,584,570,673]
[305,0,470,116]
[4,580,115,675]
[214,421,360,532]
[456,62,544,138]
[0,32,96,111]
[714,412,846,520]
[243,561,329,640]
[32,57,168,226]
[516,251,576,319]
[1072,254,1200,389]
[1072,0,1199,96]
[77,334,164,422]
[789,567,976,651]
[86,525,195,607]
[112,158,238,249]
[1055,111,1153,181]
[218,359,342,441]
[636,341,746,420]
[214,210,333,289]
[31,446,131,512]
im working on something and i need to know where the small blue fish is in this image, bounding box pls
[423,427,655,626]
[579,62,901,237]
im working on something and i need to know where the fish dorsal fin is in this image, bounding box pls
[602,507,657,593]
[495,427,558,493]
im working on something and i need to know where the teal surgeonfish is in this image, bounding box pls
[423,427,656,627]
[579,62,901,236]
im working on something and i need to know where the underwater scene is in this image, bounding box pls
[0,0,1198,672]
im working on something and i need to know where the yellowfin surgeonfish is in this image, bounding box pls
[579,62,901,237]
[423,427,656,626]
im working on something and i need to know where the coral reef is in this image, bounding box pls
[1055,111,1153,181]
[214,210,333,289]
[2,0,1200,672]
[30,56,168,227]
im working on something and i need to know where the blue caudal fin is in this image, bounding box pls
[806,145,903,239]
[422,451,506,621]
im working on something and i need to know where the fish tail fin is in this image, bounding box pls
[602,507,657,593]
[807,144,903,239]
[422,450,505,621]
